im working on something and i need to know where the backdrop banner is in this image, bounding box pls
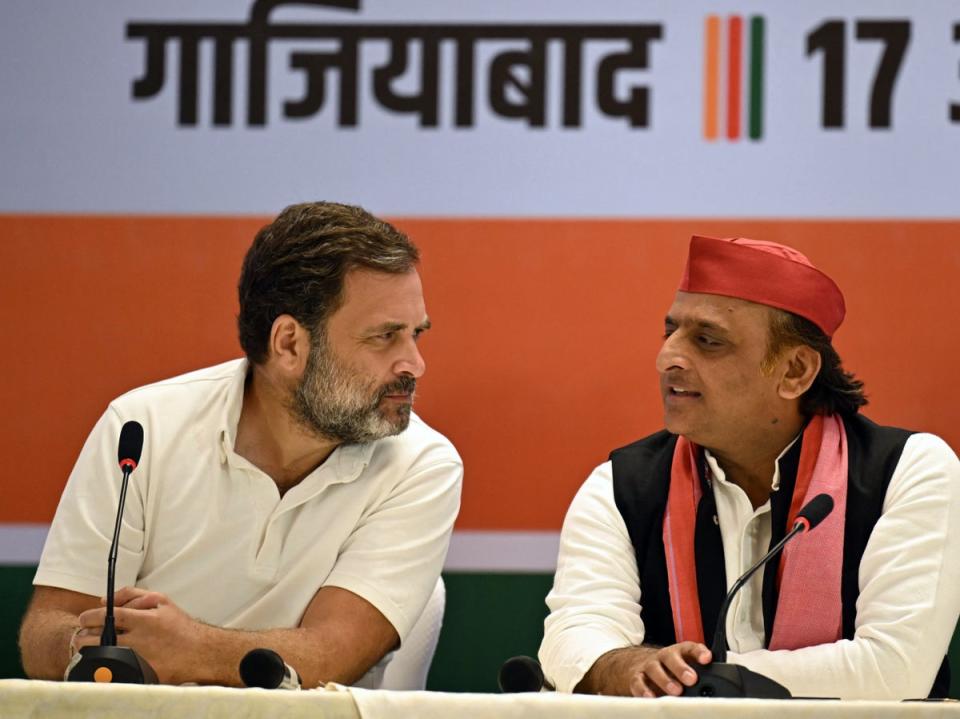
[1,5,959,689]
[2,1,959,216]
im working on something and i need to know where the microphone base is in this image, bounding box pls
[683,662,791,699]
[66,645,159,684]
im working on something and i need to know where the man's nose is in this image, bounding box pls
[655,334,688,374]
[395,337,426,378]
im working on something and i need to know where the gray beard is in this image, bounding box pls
[291,338,415,444]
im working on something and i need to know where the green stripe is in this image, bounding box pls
[749,15,765,140]
[428,572,552,692]
[0,566,34,679]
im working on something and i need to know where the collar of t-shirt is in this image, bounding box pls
[215,358,376,505]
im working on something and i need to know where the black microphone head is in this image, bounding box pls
[796,493,834,531]
[498,655,545,693]
[117,421,144,471]
[239,648,286,689]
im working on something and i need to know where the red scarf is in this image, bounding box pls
[662,414,847,649]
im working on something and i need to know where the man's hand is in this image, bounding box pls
[23,580,398,687]
[75,587,210,685]
[627,642,712,697]
[577,642,712,697]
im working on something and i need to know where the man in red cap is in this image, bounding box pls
[539,236,960,699]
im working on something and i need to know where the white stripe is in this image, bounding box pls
[0,524,559,573]
[0,525,561,573]
[0,524,48,565]
[444,531,559,573]
[5,3,960,217]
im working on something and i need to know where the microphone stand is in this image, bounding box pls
[682,524,804,698]
[67,461,158,684]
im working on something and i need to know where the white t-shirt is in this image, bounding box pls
[539,432,960,699]
[35,359,462,649]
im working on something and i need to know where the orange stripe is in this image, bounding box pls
[1,217,959,530]
[704,15,721,140]
[727,15,743,140]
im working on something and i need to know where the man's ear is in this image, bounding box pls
[777,345,822,400]
[267,314,311,376]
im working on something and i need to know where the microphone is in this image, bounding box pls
[792,493,833,533]
[240,648,302,690]
[102,421,144,646]
[117,420,144,472]
[498,655,554,693]
[67,421,158,684]
[682,493,835,698]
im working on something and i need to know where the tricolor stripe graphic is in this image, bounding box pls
[704,14,765,141]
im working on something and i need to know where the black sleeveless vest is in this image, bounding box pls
[609,413,949,697]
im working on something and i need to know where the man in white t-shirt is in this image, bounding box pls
[19,201,462,688]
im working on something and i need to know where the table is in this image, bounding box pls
[0,680,357,719]
[2,679,959,719]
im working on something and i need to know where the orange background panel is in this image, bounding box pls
[0,216,958,530]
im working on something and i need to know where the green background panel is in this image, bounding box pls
[427,572,553,692]
[0,566,34,679]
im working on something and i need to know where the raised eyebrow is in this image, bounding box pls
[416,318,432,332]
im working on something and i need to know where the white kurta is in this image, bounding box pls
[539,432,960,699]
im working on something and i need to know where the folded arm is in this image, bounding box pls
[540,462,654,694]
[19,586,100,680]
[21,582,396,686]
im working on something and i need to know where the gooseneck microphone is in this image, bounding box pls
[710,493,834,664]
[102,421,144,646]
[682,493,834,698]
[240,648,302,690]
[67,420,158,684]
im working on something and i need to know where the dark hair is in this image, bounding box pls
[237,201,419,364]
[766,310,867,418]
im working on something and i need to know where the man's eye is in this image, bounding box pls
[698,335,721,346]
